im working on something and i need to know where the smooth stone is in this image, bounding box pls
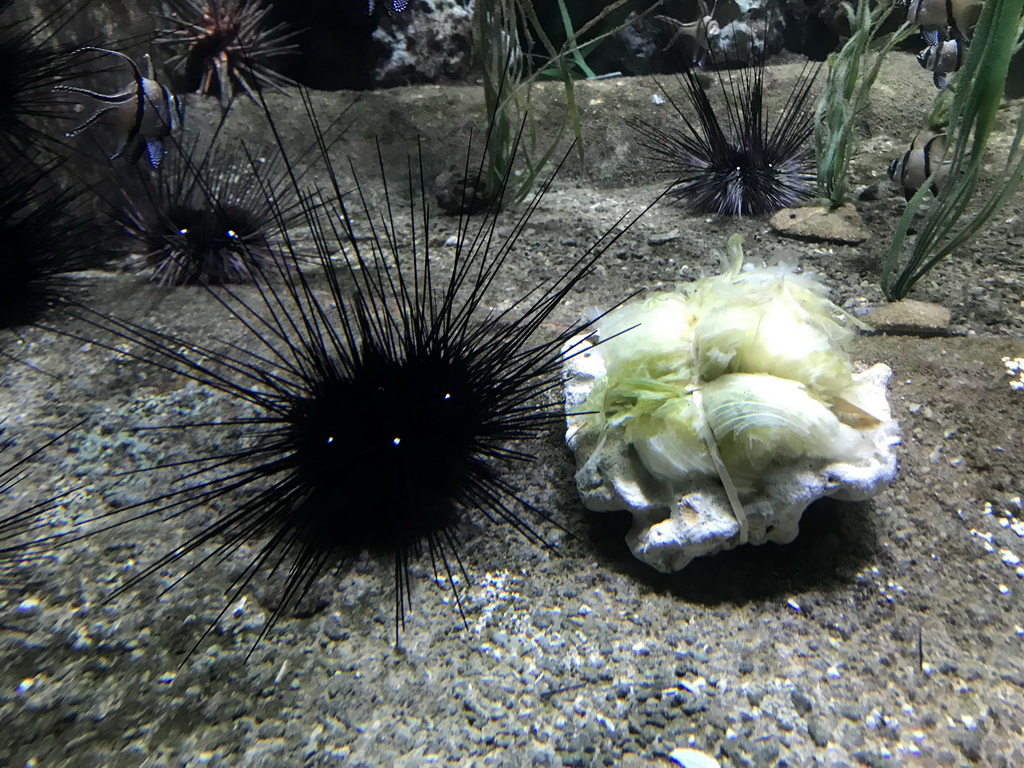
[669,748,721,768]
[769,203,870,244]
[862,299,952,337]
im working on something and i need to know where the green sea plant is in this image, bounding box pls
[814,0,915,208]
[881,0,1024,300]
[474,0,663,203]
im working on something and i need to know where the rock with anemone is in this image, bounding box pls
[561,234,899,572]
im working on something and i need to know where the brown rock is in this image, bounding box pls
[769,203,871,244]
[861,299,952,336]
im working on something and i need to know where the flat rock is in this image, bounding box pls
[862,299,952,336]
[769,203,871,244]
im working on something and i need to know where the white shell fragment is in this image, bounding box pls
[561,235,899,572]
[669,748,721,768]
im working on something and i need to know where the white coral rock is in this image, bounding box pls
[561,236,899,572]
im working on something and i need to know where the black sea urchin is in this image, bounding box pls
[119,126,299,286]
[0,0,89,162]
[0,165,100,330]
[48,92,641,654]
[632,33,820,216]
[156,0,300,105]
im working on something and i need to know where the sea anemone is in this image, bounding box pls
[43,91,641,653]
[156,0,301,105]
[632,35,820,216]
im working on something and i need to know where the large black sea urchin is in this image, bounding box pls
[43,92,641,654]
[0,0,90,162]
[632,46,820,217]
[119,127,299,286]
[0,165,100,330]
[156,0,300,105]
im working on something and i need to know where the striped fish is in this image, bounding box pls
[56,47,185,169]
[887,134,949,201]
[907,0,984,41]
[917,30,966,89]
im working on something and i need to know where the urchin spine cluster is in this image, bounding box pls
[0,1,104,331]
[118,127,297,286]
[633,45,820,216]
[40,92,638,652]
[0,0,87,162]
[156,0,301,105]
[0,165,100,330]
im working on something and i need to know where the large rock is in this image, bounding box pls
[561,236,900,572]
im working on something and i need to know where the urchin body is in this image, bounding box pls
[119,132,291,286]
[51,95,635,651]
[634,57,819,216]
[156,0,300,104]
[124,197,276,286]
[285,348,483,552]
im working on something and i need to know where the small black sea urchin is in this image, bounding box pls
[156,0,301,105]
[119,127,299,286]
[50,92,641,653]
[632,31,820,216]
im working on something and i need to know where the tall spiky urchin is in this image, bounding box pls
[156,0,301,105]
[38,91,643,654]
[632,49,820,217]
[118,126,300,286]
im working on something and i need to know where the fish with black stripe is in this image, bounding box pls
[887,133,950,200]
[917,29,966,89]
[55,47,184,169]
[906,0,985,41]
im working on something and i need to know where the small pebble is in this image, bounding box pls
[669,747,720,768]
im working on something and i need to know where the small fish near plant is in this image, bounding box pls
[909,0,986,89]
[882,0,1024,301]
[814,0,915,210]
[887,133,950,201]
